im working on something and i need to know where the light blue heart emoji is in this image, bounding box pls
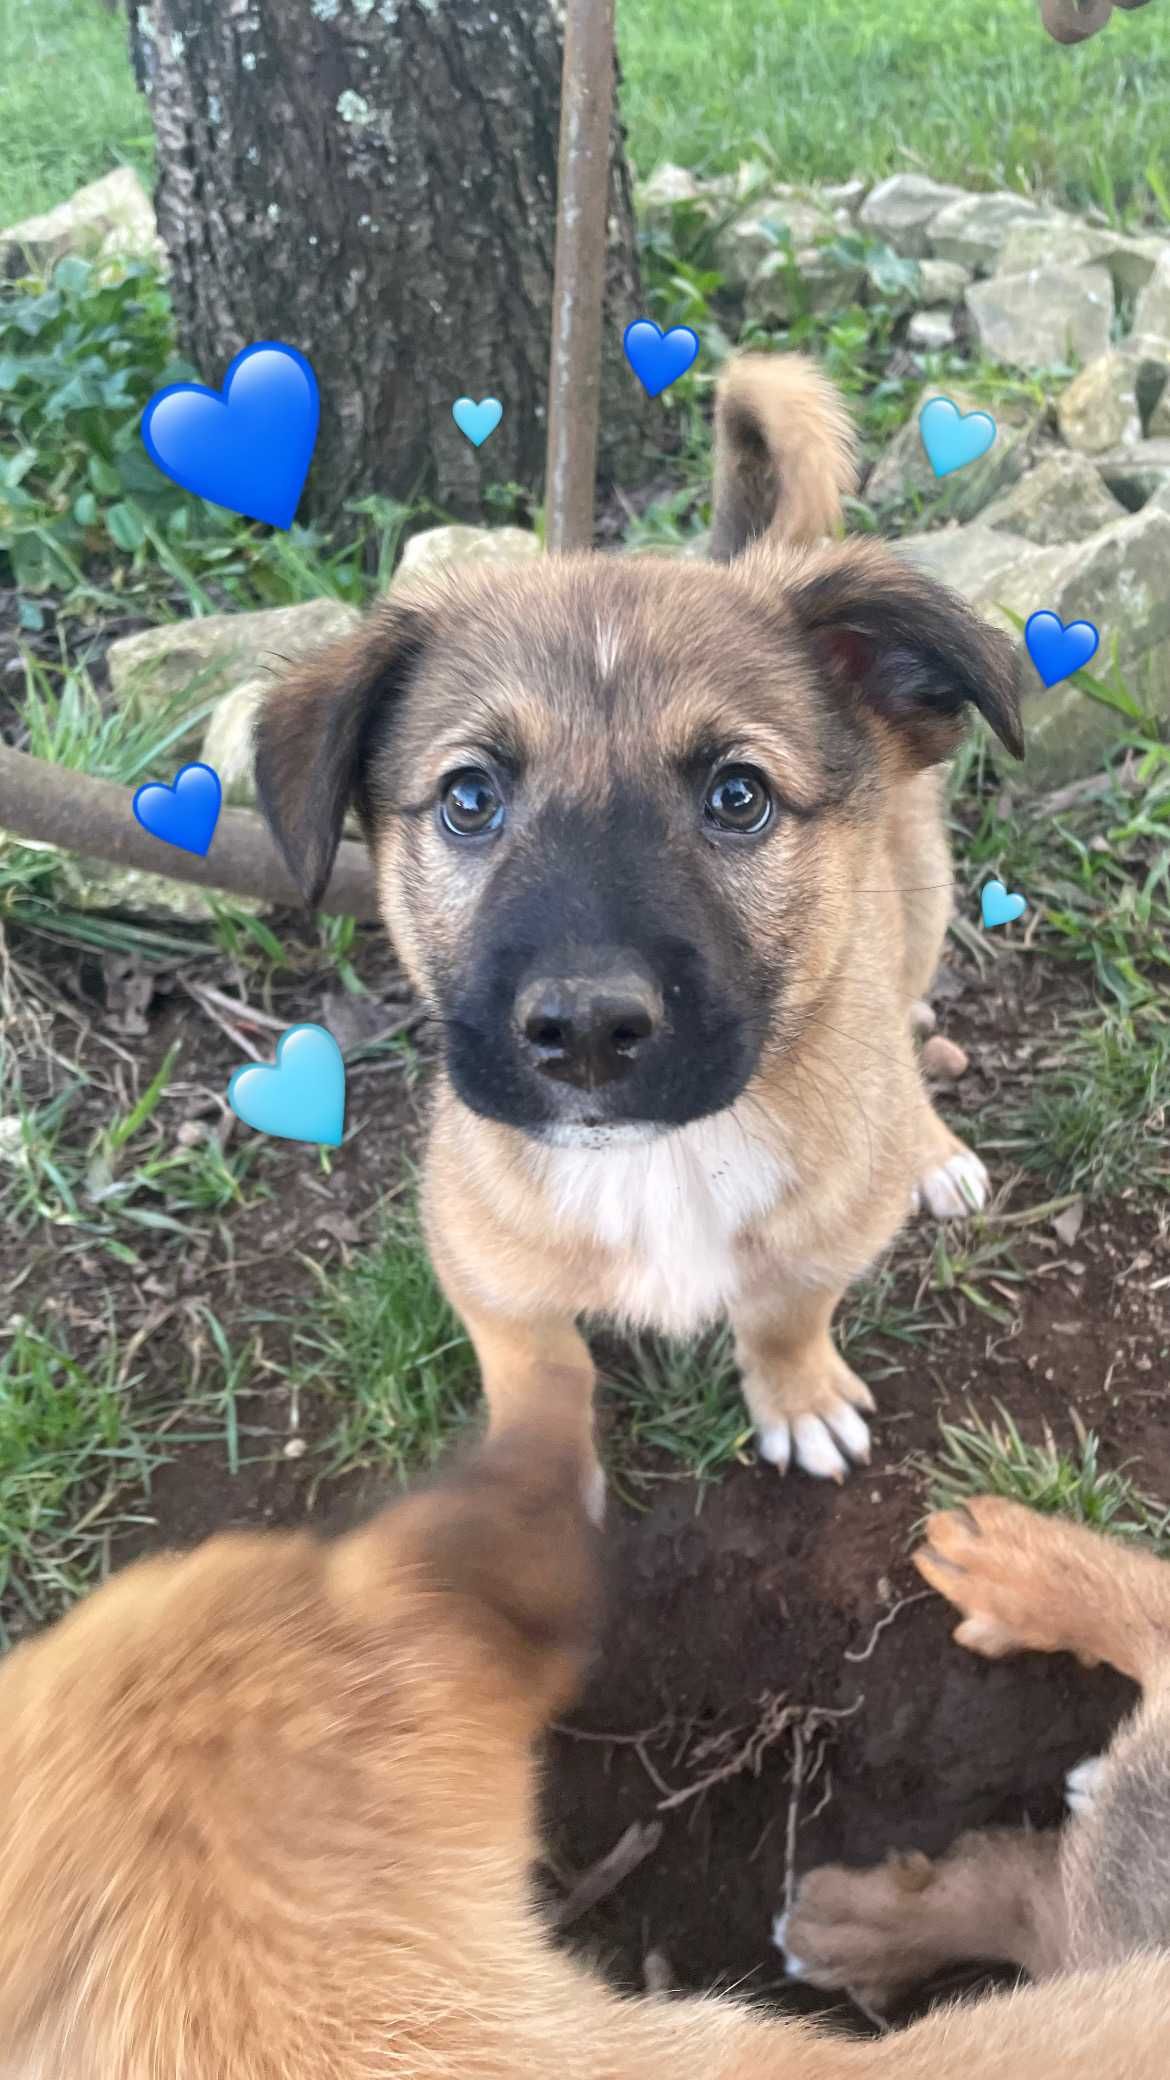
[919,395,997,478]
[452,396,503,447]
[227,1024,345,1146]
[981,879,1027,930]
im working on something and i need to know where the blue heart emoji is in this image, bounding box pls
[1024,610,1100,689]
[452,396,504,447]
[981,879,1027,930]
[623,319,700,398]
[228,1024,345,1147]
[918,395,997,478]
[132,761,222,857]
[141,342,319,531]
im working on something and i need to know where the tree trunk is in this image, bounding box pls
[127,0,656,533]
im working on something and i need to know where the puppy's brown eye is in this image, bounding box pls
[439,768,504,837]
[704,765,772,835]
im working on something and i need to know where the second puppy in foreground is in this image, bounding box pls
[257,353,1024,1490]
[0,1412,1168,2075]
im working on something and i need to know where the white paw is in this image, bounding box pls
[772,1911,809,1979]
[1066,1755,1106,1817]
[583,1464,607,1527]
[757,1402,871,1484]
[916,1148,990,1220]
[910,998,937,1037]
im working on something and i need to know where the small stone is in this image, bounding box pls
[283,1436,308,1461]
[1132,248,1170,347]
[921,1035,970,1081]
[108,598,359,707]
[995,218,1115,277]
[713,196,834,291]
[965,264,1113,373]
[394,523,542,579]
[981,450,1124,544]
[745,244,864,327]
[928,191,1046,272]
[637,162,707,237]
[857,173,968,258]
[1056,348,1168,454]
[915,257,972,304]
[1,167,162,279]
[907,308,956,351]
[1093,439,1170,510]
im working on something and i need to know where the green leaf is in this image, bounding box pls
[106,501,146,551]
[72,490,98,526]
[87,453,121,496]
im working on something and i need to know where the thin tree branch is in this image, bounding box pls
[0,745,379,920]
[544,0,617,552]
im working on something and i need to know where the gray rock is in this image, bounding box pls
[200,679,268,807]
[1094,439,1170,510]
[395,523,542,578]
[981,451,1125,543]
[1149,384,1170,439]
[910,505,1170,782]
[53,855,271,923]
[928,191,1046,272]
[965,264,1113,372]
[1,168,163,280]
[745,245,865,327]
[903,524,1032,599]
[818,179,869,215]
[907,308,957,351]
[1056,347,1168,454]
[915,257,972,305]
[713,196,834,291]
[1132,248,1170,348]
[107,598,359,706]
[865,386,1035,517]
[857,174,967,258]
[637,163,708,237]
[1091,232,1168,301]
[995,218,1114,277]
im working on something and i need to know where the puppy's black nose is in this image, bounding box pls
[516,959,662,1088]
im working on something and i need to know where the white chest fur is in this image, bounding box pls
[538,1110,790,1337]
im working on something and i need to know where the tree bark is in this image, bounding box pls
[127,0,655,533]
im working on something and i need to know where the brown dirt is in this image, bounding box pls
[3,907,1169,2035]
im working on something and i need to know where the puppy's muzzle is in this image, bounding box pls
[514,951,664,1091]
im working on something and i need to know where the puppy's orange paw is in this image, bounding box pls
[775,1855,937,2011]
[915,1496,1095,1663]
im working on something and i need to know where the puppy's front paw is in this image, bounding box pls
[914,1146,990,1220]
[775,1854,936,2010]
[748,1351,875,1484]
[915,1496,1097,1662]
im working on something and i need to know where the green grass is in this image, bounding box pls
[293,1205,479,1486]
[923,1406,1170,1553]
[0,1317,170,1638]
[0,0,151,226]
[619,0,1170,219]
[8,0,1170,242]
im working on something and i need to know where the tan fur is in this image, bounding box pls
[255,351,1025,1493]
[784,1494,1170,2023]
[710,353,860,559]
[1,1433,1169,2075]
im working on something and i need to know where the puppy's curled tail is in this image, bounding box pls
[710,351,859,562]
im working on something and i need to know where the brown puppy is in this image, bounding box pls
[1,1416,1170,2076]
[781,1494,1170,2015]
[256,353,1023,1494]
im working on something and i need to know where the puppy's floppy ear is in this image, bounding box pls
[254,598,428,909]
[779,538,1025,765]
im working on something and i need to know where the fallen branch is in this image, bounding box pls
[0,744,379,920]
